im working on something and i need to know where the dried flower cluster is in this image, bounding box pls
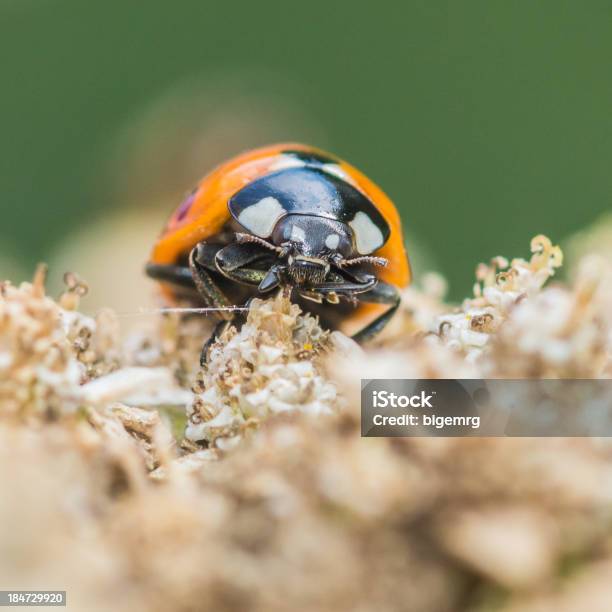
[435,235,563,357]
[370,234,611,380]
[0,265,184,463]
[1,233,612,611]
[0,266,118,417]
[185,292,340,448]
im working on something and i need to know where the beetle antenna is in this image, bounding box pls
[235,233,282,252]
[338,256,388,268]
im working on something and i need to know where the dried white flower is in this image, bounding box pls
[185,291,340,447]
[435,235,563,356]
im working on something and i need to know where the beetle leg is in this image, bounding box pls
[214,242,271,272]
[258,265,283,292]
[191,243,269,366]
[145,262,196,290]
[198,267,283,365]
[215,243,281,289]
[199,319,234,367]
[188,246,235,321]
[329,262,380,286]
[217,265,274,288]
[313,276,378,294]
[146,244,241,366]
[196,242,293,363]
[351,281,401,343]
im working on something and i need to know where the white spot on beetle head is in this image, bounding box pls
[349,211,384,254]
[237,197,285,237]
[290,224,306,243]
[325,233,340,250]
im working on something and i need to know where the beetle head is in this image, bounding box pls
[271,215,353,286]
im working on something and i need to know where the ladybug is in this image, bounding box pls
[146,143,411,363]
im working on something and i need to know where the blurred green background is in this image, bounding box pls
[1,1,611,306]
